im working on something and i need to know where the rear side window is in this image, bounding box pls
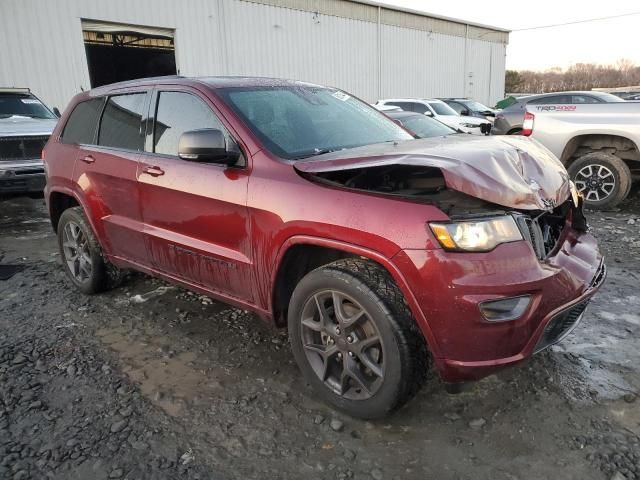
[61,98,103,144]
[529,95,571,105]
[98,93,146,150]
[410,102,429,114]
[571,95,600,104]
[153,92,223,156]
[447,102,465,114]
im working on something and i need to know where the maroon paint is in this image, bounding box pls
[43,78,603,384]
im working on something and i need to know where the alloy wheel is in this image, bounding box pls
[574,164,616,202]
[62,221,93,283]
[300,290,385,400]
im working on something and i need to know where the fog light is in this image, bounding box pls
[479,295,531,322]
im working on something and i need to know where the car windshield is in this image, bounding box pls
[400,115,456,138]
[0,94,56,119]
[217,86,412,159]
[463,100,492,112]
[428,101,458,116]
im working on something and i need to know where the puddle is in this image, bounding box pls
[129,286,176,304]
[97,326,226,417]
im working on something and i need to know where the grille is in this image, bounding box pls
[0,135,49,161]
[534,299,589,353]
[513,214,547,259]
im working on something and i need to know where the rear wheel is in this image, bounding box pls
[57,207,122,294]
[288,258,428,419]
[568,152,631,210]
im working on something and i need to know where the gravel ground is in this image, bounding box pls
[1,189,639,480]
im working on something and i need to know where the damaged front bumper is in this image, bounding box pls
[393,225,605,383]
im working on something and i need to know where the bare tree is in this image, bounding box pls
[506,59,640,94]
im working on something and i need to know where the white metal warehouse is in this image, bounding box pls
[1,0,509,111]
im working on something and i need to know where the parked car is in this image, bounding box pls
[493,91,624,135]
[386,111,457,138]
[43,77,604,418]
[375,98,492,135]
[439,98,497,121]
[372,104,402,113]
[523,101,640,209]
[0,88,58,195]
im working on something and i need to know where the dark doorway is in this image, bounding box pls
[83,30,177,88]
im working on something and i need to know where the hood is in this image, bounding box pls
[294,135,570,211]
[0,117,57,136]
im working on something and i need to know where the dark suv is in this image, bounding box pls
[43,77,604,418]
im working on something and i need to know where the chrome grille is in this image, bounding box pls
[0,135,49,161]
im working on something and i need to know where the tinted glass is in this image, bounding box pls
[447,102,465,114]
[0,94,56,119]
[529,95,571,105]
[401,115,456,138]
[428,102,458,116]
[61,98,104,145]
[154,92,222,156]
[387,102,414,111]
[218,87,411,159]
[98,93,146,150]
[410,102,429,114]
[571,95,600,104]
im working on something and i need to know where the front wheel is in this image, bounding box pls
[288,259,428,419]
[568,152,631,210]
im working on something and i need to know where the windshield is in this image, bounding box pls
[401,115,456,138]
[217,86,412,159]
[463,100,492,112]
[0,94,56,119]
[428,101,458,116]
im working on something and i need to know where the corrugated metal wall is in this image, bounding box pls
[0,0,507,110]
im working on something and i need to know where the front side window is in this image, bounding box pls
[447,102,465,114]
[98,93,146,150]
[61,98,104,145]
[571,95,599,104]
[217,86,412,159]
[154,92,224,156]
[427,102,458,116]
[402,115,456,138]
[0,93,56,119]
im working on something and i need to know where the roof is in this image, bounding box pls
[89,76,324,95]
[353,0,510,32]
[379,98,445,103]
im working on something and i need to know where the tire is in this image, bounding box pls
[567,152,631,210]
[288,258,429,419]
[57,206,122,294]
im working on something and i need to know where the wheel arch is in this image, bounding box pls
[270,236,439,356]
[560,133,640,166]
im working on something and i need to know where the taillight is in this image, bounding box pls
[522,112,534,136]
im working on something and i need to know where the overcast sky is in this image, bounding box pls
[381,0,640,71]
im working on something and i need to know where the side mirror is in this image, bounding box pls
[424,111,433,117]
[178,128,238,165]
[461,109,470,116]
[53,107,61,118]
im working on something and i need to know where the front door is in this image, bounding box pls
[137,88,252,301]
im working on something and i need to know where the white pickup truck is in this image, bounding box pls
[524,102,640,209]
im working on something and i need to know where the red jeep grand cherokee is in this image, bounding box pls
[43,77,604,418]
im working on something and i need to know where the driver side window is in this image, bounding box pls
[153,91,226,157]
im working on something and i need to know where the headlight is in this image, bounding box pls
[429,216,523,252]
[460,123,479,128]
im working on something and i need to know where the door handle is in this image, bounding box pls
[80,155,95,164]
[142,166,165,177]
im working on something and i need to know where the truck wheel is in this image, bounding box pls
[568,152,631,210]
[288,258,428,419]
[57,206,122,294]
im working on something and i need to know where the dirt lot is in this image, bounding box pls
[1,191,640,480]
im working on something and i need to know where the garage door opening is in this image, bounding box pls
[82,20,176,88]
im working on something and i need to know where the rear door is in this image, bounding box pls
[71,91,149,264]
[137,87,252,300]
